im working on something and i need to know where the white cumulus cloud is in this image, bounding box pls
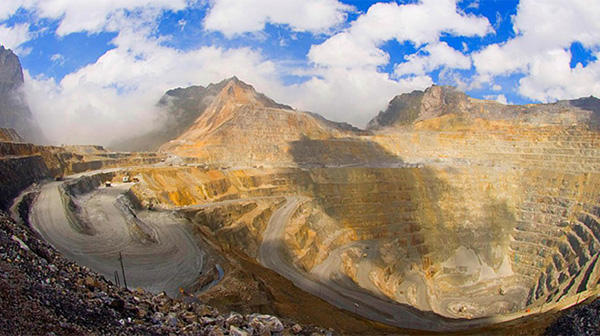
[0,23,31,50]
[309,0,492,69]
[308,32,389,68]
[1,0,191,37]
[285,68,433,127]
[473,0,600,102]
[395,42,472,77]
[204,0,353,37]
[518,49,600,103]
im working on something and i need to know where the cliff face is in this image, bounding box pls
[0,46,45,144]
[0,46,24,95]
[367,85,600,131]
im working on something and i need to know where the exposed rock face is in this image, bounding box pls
[158,77,386,167]
[0,128,24,142]
[112,80,229,151]
[0,46,24,95]
[367,85,467,128]
[367,85,600,130]
[0,46,45,144]
[112,77,303,152]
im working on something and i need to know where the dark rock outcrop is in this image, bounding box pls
[0,46,45,144]
[0,155,49,210]
[366,85,468,129]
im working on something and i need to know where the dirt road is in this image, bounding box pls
[30,179,205,297]
[259,196,449,330]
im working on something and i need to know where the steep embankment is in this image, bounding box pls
[0,127,24,142]
[0,47,45,143]
[0,155,50,210]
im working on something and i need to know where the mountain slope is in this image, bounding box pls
[0,46,45,143]
[158,77,393,166]
[367,85,600,131]
[112,77,302,152]
[111,82,225,151]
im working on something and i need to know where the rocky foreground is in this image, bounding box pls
[0,210,332,336]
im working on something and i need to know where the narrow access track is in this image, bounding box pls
[259,196,445,330]
[30,177,205,297]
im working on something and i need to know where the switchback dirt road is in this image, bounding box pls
[30,179,205,297]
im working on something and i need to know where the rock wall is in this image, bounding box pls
[0,139,163,210]
[0,155,49,210]
[372,125,600,172]
[182,198,286,257]
[0,47,46,143]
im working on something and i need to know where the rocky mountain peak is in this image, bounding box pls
[367,84,600,131]
[212,76,292,110]
[0,45,46,144]
[0,46,25,96]
[111,77,291,152]
[366,85,469,130]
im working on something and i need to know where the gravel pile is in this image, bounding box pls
[0,210,333,335]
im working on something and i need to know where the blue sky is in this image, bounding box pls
[0,0,599,145]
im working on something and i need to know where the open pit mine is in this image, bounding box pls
[2,57,600,334]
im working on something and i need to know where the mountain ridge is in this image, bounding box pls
[367,85,600,131]
[157,77,377,166]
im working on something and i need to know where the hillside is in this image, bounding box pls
[367,85,600,131]
[157,77,395,167]
[111,79,243,152]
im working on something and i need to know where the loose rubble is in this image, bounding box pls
[0,210,334,335]
[545,299,600,336]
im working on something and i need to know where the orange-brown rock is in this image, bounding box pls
[158,77,395,167]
